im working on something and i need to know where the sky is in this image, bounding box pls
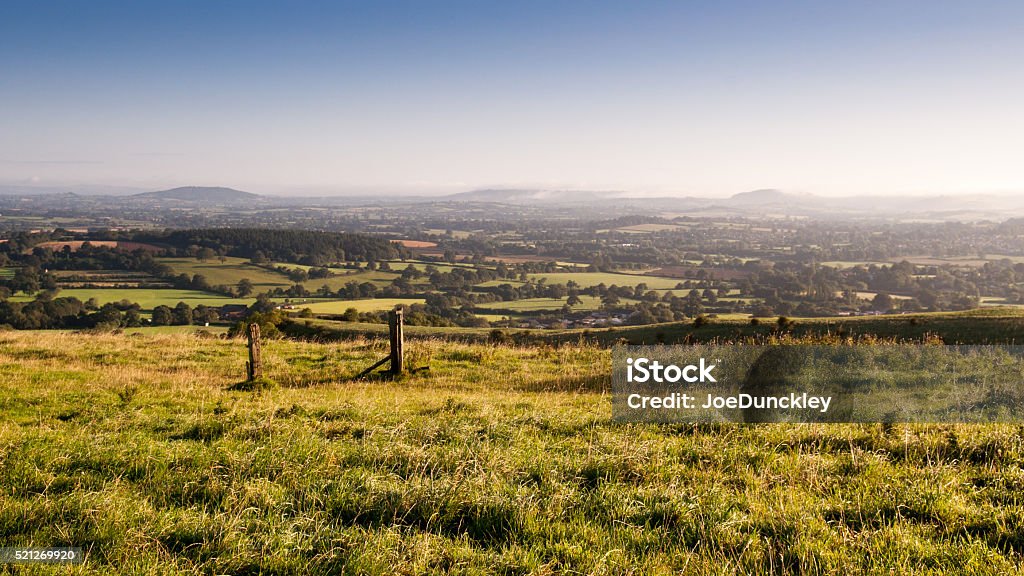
[1,0,1023,197]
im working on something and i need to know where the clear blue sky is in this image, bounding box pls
[2,0,1023,196]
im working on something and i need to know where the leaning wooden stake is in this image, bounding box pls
[388,306,404,375]
[246,323,262,381]
[353,356,391,380]
[353,307,405,380]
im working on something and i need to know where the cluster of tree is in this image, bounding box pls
[139,229,404,266]
[479,282,574,302]
[331,281,380,299]
[4,220,1020,330]
[272,265,332,283]
[323,295,487,328]
[349,303,488,328]
[164,273,240,297]
[2,242,167,273]
[150,302,221,326]
[0,296,143,330]
[298,264,521,301]
[418,266,505,290]
[739,261,982,315]
[227,308,286,339]
[0,266,57,295]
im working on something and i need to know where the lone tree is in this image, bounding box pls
[237,278,254,297]
[601,293,620,309]
[776,316,795,332]
[566,292,582,307]
[872,292,894,313]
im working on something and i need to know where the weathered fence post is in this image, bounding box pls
[354,306,405,380]
[388,306,404,375]
[246,323,262,381]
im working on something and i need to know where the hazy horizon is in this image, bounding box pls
[5,181,1024,202]
[3,1,1024,197]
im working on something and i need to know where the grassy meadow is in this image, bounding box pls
[297,298,428,315]
[527,272,684,290]
[475,295,606,312]
[2,331,1024,574]
[11,288,255,312]
[158,257,293,290]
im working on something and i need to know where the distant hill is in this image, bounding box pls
[133,186,259,202]
[443,187,822,207]
[444,188,616,203]
[432,187,1024,221]
[728,189,812,206]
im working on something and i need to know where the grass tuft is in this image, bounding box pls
[227,376,278,391]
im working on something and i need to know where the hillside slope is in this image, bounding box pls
[1,332,1022,573]
[133,186,260,202]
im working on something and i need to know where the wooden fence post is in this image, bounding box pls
[353,307,405,380]
[388,307,404,375]
[246,323,262,381]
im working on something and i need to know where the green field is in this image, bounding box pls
[159,257,293,289]
[383,260,471,273]
[80,255,708,304]
[838,291,913,301]
[162,258,417,293]
[270,262,349,274]
[981,296,1024,308]
[475,279,526,288]
[11,288,255,311]
[273,261,463,275]
[2,331,1023,573]
[528,272,685,290]
[296,298,427,314]
[300,270,407,292]
[476,295,606,312]
[477,313,511,322]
